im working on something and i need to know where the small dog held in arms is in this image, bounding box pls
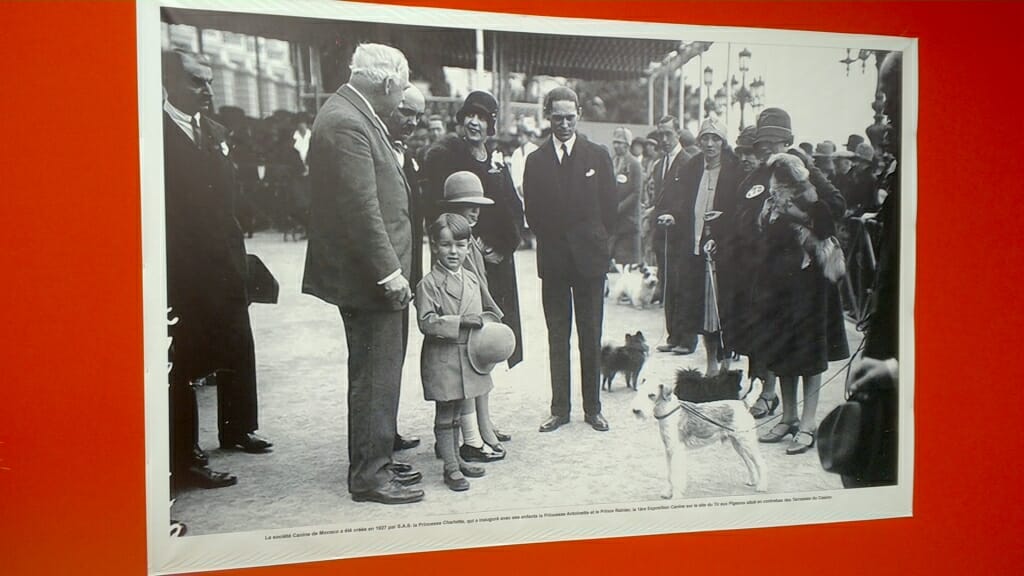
[763,153,845,282]
[607,263,659,309]
[631,369,768,498]
[600,331,649,391]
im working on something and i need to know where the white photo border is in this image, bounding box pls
[139,1,917,573]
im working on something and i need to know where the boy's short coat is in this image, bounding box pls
[416,263,503,402]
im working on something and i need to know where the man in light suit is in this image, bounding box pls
[523,87,617,432]
[302,43,423,505]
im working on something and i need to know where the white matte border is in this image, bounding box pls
[140,1,917,573]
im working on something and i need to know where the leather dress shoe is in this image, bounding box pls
[393,434,421,451]
[655,343,677,353]
[351,479,424,505]
[389,460,413,474]
[584,413,610,432]
[671,346,695,355]
[392,469,423,486]
[219,432,273,453]
[460,443,505,462]
[444,471,470,492]
[459,463,486,478]
[191,445,209,467]
[186,464,237,489]
[538,414,570,433]
[493,429,512,442]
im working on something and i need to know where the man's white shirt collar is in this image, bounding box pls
[164,99,199,144]
[555,133,577,162]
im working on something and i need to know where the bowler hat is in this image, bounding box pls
[612,126,633,144]
[468,314,516,374]
[444,171,494,206]
[735,125,757,151]
[457,90,498,135]
[814,141,837,157]
[845,134,865,150]
[755,107,793,144]
[854,142,875,163]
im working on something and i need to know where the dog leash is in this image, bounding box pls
[751,337,867,432]
[654,400,739,433]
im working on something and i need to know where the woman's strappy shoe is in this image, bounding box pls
[786,429,817,455]
[759,421,798,443]
[750,395,780,419]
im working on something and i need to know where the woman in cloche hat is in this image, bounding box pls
[421,90,525,459]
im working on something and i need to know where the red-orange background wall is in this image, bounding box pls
[1,2,1021,574]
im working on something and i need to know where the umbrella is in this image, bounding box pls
[702,211,725,351]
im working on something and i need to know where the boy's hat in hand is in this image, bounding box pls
[468,315,515,374]
[444,171,494,206]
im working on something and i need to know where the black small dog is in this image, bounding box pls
[673,368,746,403]
[600,331,649,391]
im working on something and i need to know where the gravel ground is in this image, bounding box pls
[174,232,857,536]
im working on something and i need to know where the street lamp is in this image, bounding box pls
[840,48,891,149]
[750,76,765,112]
[703,65,715,117]
[729,47,758,129]
[714,87,727,113]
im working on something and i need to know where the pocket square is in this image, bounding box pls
[585,168,596,177]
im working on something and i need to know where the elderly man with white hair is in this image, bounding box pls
[303,43,423,505]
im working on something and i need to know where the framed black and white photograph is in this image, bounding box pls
[139,1,917,573]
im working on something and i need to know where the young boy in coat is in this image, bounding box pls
[415,213,503,491]
[442,171,509,462]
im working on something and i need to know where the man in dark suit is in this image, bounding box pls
[649,116,696,354]
[302,43,423,505]
[523,87,617,432]
[384,83,426,453]
[162,49,272,492]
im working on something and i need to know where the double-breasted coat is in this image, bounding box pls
[416,264,503,402]
[736,149,850,376]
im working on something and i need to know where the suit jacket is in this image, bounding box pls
[415,264,501,402]
[523,135,617,280]
[302,85,412,310]
[163,111,250,381]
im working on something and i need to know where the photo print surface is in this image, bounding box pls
[140,1,916,573]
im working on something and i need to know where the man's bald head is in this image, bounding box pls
[388,84,427,141]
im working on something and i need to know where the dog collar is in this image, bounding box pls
[654,403,683,420]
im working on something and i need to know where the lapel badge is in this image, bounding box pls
[746,184,765,199]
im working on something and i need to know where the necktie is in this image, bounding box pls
[190,116,202,148]
[559,143,568,164]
